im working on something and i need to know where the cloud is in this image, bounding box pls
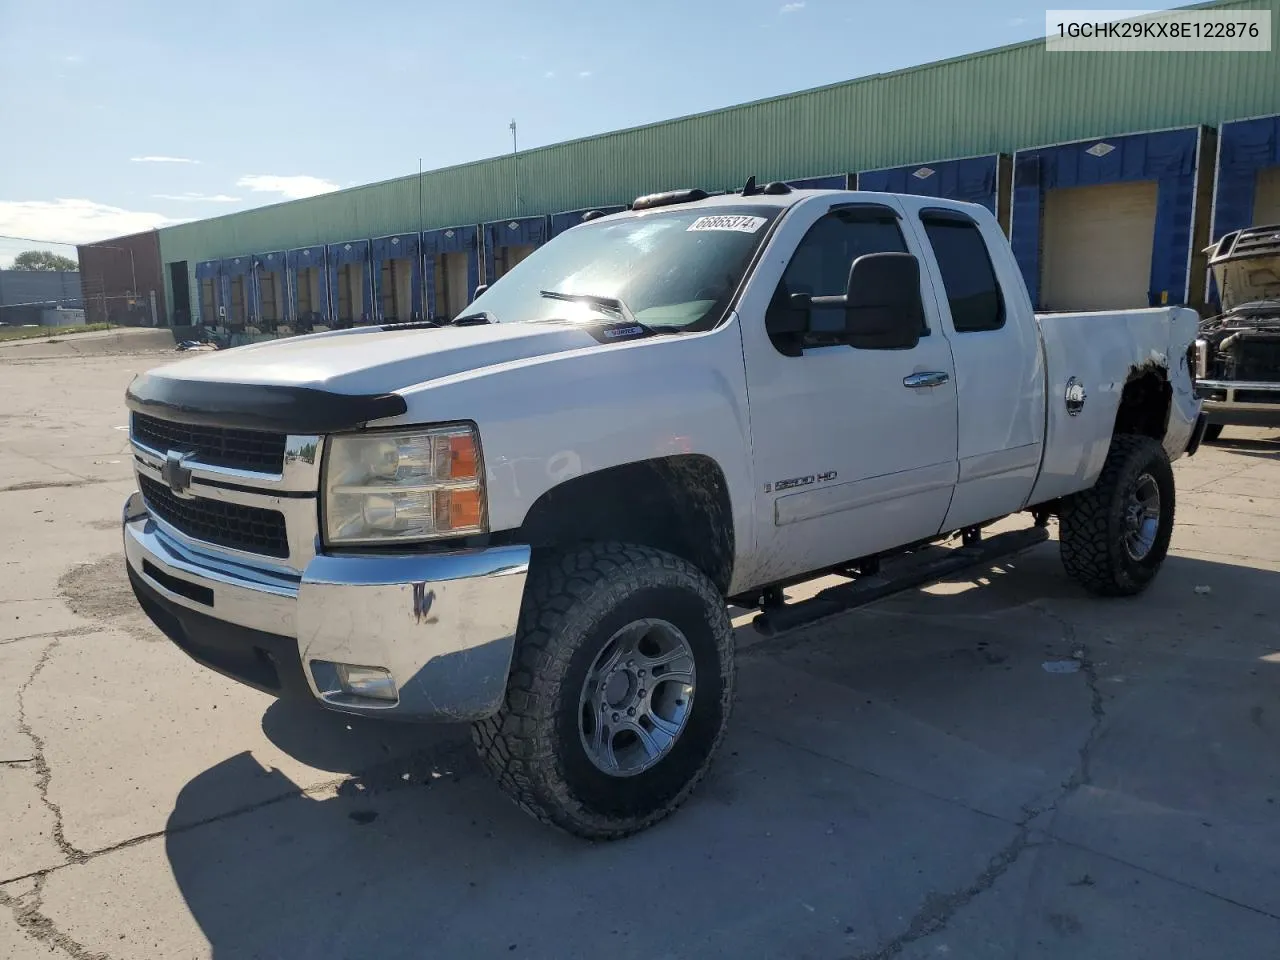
[578,70,592,78]
[544,70,556,78]
[0,198,182,255]
[234,174,341,200]
[131,155,200,164]
[62,54,83,64]
[1007,16,1029,26]
[151,192,242,203]
[779,1,805,12]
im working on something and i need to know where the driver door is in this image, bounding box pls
[737,196,960,586]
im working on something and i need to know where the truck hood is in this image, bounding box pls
[146,322,603,395]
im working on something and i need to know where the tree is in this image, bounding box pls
[12,250,78,272]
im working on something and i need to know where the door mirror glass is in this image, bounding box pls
[764,292,813,336]
[809,252,923,350]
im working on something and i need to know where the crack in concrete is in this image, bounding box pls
[1,734,478,888]
[16,640,90,867]
[844,605,1108,960]
[1,626,102,647]
[851,830,1045,960]
[0,875,113,960]
[0,478,114,493]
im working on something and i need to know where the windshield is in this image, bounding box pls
[464,205,781,330]
[1212,253,1280,313]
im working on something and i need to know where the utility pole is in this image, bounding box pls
[510,119,519,214]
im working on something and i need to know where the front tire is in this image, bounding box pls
[1059,434,1175,597]
[472,542,735,839]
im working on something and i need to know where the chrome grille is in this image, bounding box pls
[139,474,289,558]
[131,412,287,473]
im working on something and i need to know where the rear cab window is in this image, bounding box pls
[919,211,1005,333]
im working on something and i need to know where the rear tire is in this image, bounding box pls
[472,542,735,840]
[1059,434,1175,597]
[1203,423,1224,443]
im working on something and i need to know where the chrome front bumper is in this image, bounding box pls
[122,491,530,721]
[1197,380,1280,427]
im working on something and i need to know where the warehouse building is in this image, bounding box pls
[80,0,1280,333]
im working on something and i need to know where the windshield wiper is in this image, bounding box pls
[538,289,637,324]
[449,311,495,326]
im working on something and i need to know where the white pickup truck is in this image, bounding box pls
[122,183,1205,839]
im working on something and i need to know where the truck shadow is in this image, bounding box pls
[163,547,1280,959]
[1205,432,1280,460]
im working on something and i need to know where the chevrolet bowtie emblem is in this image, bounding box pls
[161,451,193,495]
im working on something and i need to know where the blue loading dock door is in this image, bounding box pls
[326,239,373,327]
[252,251,288,332]
[370,233,423,323]
[858,156,1000,213]
[194,260,221,326]
[220,256,254,329]
[286,246,330,329]
[422,225,481,321]
[786,174,850,190]
[1012,128,1202,310]
[1212,114,1280,240]
[483,216,550,285]
[548,206,627,239]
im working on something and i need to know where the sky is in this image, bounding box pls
[0,0,1067,267]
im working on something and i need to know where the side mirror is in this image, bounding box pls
[764,292,813,336]
[811,252,923,350]
[471,284,489,303]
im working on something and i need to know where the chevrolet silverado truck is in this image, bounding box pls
[121,182,1205,839]
[1195,223,1280,440]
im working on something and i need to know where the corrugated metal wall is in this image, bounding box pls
[158,0,1280,320]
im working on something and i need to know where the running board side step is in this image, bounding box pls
[751,525,1051,637]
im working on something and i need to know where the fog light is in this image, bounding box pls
[335,664,398,702]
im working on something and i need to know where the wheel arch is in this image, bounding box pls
[511,454,736,595]
[1112,363,1172,441]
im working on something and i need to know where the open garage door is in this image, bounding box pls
[1255,166,1280,225]
[423,225,480,321]
[1040,181,1158,312]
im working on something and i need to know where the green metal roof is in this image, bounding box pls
[159,0,1280,312]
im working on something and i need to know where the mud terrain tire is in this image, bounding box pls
[472,542,735,839]
[1059,434,1175,597]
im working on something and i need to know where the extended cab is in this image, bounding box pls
[1195,223,1280,440]
[122,184,1204,839]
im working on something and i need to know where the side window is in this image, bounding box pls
[768,207,911,353]
[921,215,1005,333]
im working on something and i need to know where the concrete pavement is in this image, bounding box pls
[1,346,1278,959]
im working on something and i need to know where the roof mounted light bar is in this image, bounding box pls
[630,189,710,211]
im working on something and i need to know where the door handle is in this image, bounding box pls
[903,371,950,388]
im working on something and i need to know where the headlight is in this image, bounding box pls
[323,424,486,545]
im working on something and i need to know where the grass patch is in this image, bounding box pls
[0,323,112,342]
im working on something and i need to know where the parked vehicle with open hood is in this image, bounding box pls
[1195,224,1280,440]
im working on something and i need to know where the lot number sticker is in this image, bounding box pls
[687,215,767,233]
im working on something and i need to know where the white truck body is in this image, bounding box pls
[121,187,1203,836]
[144,192,1199,595]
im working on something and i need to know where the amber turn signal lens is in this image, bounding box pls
[449,488,483,529]
[448,434,479,480]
